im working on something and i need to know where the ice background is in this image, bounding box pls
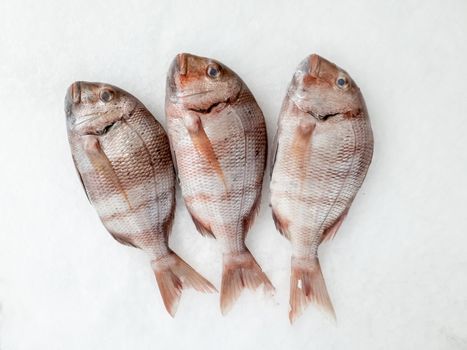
[1,0,467,349]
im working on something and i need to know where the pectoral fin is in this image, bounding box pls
[183,114,228,190]
[291,119,315,179]
[82,135,132,210]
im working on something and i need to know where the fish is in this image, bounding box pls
[65,81,216,317]
[270,54,374,323]
[165,53,274,314]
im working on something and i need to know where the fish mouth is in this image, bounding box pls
[85,120,118,136]
[187,86,242,114]
[188,100,227,114]
[307,110,340,121]
[289,91,343,121]
[73,114,121,136]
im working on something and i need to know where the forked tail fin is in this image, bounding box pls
[152,253,217,317]
[289,256,335,323]
[220,250,275,315]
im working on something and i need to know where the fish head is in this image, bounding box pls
[288,54,364,119]
[166,53,242,111]
[65,81,137,135]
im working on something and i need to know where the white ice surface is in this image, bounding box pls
[1,1,467,349]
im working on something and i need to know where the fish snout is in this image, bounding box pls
[65,81,82,115]
[168,53,189,79]
[66,81,81,105]
[296,54,321,79]
[177,53,188,76]
[308,54,321,78]
[167,53,191,98]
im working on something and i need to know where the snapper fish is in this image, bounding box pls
[65,81,216,317]
[165,53,274,314]
[270,54,374,323]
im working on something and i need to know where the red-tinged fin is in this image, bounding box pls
[272,209,291,240]
[188,209,215,238]
[291,119,315,179]
[242,190,262,239]
[183,114,228,191]
[220,250,275,315]
[107,230,138,248]
[151,252,217,317]
[289,256,335,323]
[321,209,349,243]
[82,135,132,210]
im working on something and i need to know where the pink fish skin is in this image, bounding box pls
[165,53,274,314]
[270,54,374,323]
[65,82,215,317]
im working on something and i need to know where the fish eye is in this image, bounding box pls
[207,64,221,79]
[99,89,114,103]
[336,77,348,89]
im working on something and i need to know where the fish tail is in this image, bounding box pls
[151,252,217,317]
[289,256,335,323]
[220,250,275,315]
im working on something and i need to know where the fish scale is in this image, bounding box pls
[66,81,216,317]
[166,53,274,314]
[270,54,374,323]
[168,90,264,250]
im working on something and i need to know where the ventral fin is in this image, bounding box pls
[188,208,215,238]
[272,209,291,240]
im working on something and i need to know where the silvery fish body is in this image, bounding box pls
[270,55,374,322]
[165,54,274,314]
[65,82,215,317]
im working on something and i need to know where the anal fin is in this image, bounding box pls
[107,230,138,248]
[188,209,215,238]
[321,209,349,243]
[272,209,291,240]
[242,191,262,239]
